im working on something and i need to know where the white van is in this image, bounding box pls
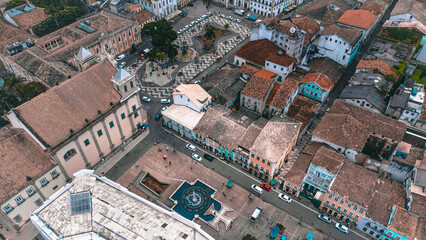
[250,207,263,223]
[115,54,125,62]
[234,10,244,16]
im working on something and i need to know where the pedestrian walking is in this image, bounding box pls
[169,161,171,166]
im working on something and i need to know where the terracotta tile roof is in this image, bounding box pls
[337,9,377,29]
[250,116,301,163]
[134,10,154,24]
[360,1,385,15]
[0,18,33,55]
[12,7,47,29]
[291,16,321,45]
[357,59,399,78]
[302,72,334,91]
[331,160,378,208]
[234,39,280,66]
[365,179,406,225]
[387,206,420,240]
[298,0,351,26]
[238,64,261,77]
[308,57,344,85]
[393,143,422,167]
[276,19,297,35]
[286,95,320,130]
[410,193,426,219]
[241,70,275,101]
[14,60,120,148]
[269,73,303,109]
[253,69,277,80]
[285,153,312,186]
[36,11,135,62]
[313,100,407,151]
[265,51,296,67]
[128,3,143,12]
[391,0,426,26]
[266,83,281,105]
[311,147,345,174]
[0,127,55,203]
[320,24,362,45]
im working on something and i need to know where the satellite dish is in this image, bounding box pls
[290,27,296,33]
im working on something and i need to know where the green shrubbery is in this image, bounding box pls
[32,0,85,37]
[410,65,426,85]
[4,0,26,10]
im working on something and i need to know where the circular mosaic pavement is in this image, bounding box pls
[178,186,212,215]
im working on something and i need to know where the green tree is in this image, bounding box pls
[156,52,166,74]
[0,91,20,114]
[204,26,216,50]
[164,40,178,65]
[242,234,257,240]
[5,0,27,10]
[44,4,61,29]
[142,20,177,50]
[224,23,230,29]
[20,82,46,101]
[145,49,158,69]
[3,76,24,96]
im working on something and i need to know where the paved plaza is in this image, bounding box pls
[115,144,327,240]
[137,11,251,99]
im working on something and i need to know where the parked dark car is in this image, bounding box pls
[188,2,193,6]
[155,113,162,121]
[203,153,214,162]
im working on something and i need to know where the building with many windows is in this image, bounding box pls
[0,10,142,87]
[6,60,147,180]
[0,127,67,231]
[299,73,334,102]
[249,0,297,17]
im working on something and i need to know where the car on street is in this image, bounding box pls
[194,80,201,84]
[142,96,151,102]
[278,193,292,203]
[260,183,271,191]
[254,19,262,24]
[119,62,126,68]
[161,106,168,112]
[178,29,184,35]
[186,144,196,151]
[190,21,195,26]
[226,16,233,20]
[161,99,171,104]
[115,54,125,61]
[195,19,200,24]
[207,12,211,16]
[192,153,202,162]
[203,153,214,162]
[201,15,207,19]
[317,214,332,223]
[155,113,162,121]
[251,184,263,194]
[219,14,225,18]
[335,223,349,234]
[234,18,241,23]
[184,25,190,31]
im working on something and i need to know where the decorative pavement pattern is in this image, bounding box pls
[136,16,250,98]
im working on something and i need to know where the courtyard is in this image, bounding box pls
[115,144,327,240]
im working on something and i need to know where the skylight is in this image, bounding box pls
[70,191,92,215]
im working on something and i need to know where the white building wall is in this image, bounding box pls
[342,99,382,113]
[234,56,247,66]
[316,34,351,66]
[389,13,418,24]
[264,60,292,83]
[173,94,201,112]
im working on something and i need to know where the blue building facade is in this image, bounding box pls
[302,163,336,194]
[299,82,330,102]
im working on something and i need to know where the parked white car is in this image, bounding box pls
[161,99,171,104]
[192,153,202,162]
[186,144,196,151]
[317,214,332,223]
[142,96,151,102]
[335,223,349,234]
[251,184,263,194]
[278,193,291,203]
[161,106,168,112]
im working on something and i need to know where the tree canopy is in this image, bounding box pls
[32,0,85,36]
[4,0,27,10]
[142,19,177,50]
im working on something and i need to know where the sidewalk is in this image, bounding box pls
[94,129,150,176]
